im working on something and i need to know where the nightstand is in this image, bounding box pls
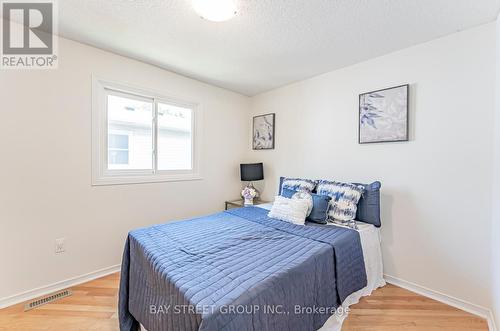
[225,199,269,210]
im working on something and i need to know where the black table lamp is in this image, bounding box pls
[240,163,264,205]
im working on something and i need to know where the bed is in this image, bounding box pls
[119,191,384,331]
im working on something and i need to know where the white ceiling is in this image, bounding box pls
[59,0,500,96]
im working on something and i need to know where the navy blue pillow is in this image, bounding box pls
[281,188,331,224]
[353,181,381,227]
[278,176,285,194]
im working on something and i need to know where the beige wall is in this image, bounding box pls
[247,23,496,309]
[0,37,250,301]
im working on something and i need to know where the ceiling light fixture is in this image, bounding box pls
[192,0,237,22]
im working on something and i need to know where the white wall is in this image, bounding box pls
[493,14,500,330]
[247,23,496,309]
[0,37,250,301]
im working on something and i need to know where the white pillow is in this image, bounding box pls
[268,196,309,225]
[290,191,313,217]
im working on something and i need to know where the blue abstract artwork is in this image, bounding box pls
[359,84,409,143]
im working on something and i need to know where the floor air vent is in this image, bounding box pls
[24,289,72,311]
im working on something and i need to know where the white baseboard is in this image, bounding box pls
[0,264,121,309]
[488,311,498,331]
[384,274,497,331]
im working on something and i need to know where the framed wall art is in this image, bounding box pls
[253,113,275,150]
[359,84,409,144]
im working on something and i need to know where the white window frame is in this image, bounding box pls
[92,76,202,185]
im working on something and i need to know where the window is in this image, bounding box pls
[92,78,201,185]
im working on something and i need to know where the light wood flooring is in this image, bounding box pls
[0,273,488,331]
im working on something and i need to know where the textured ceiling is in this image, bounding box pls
[59,0,500,96]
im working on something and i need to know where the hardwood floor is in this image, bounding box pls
[0,273,488,331]
[342,285,488,331]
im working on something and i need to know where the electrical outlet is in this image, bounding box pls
[55,238,66,254]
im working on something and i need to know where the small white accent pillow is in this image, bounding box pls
[268,196,309,225]
[291,191,313,217]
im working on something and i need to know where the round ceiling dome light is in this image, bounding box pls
[192,0,237,22]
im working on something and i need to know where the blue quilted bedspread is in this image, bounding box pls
[119,207,366,331]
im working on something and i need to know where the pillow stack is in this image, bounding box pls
[275,177,378,229]
[281,188,331,224]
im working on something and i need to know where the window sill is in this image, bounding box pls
[91,173,203,186]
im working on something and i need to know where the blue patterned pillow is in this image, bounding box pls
[280,177,316,194]
[316,180,365,222]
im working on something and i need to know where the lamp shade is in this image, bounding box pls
[240,163,264,181]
